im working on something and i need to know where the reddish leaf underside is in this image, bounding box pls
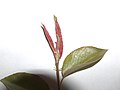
[54,16,63,59]
[41,16,63,61]
[41,24,56,54]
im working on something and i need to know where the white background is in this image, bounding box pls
[0,0,120,90]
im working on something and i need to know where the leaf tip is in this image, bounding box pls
[54,15,57,22]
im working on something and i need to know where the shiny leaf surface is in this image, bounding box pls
[62,46,107,78]
[1,72,50,90]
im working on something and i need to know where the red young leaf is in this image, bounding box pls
[41,24,56,54]
[54,16,63,59]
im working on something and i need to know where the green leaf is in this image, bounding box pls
[62,46,108,78]
[1,72,50,90]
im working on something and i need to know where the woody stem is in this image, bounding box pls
[55,62,60,90]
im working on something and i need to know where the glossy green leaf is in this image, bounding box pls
[1,72,50,90]
[62,46,107,78]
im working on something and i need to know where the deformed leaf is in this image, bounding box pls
[1,72,50,90]
[62,46,107,78]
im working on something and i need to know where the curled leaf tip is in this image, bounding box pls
[41,23,45,29]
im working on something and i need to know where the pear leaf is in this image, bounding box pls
[62,46,107,78]
[1,72,50,90]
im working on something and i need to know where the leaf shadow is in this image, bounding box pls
[28,69,77,90]
[0,50,84,90]
[0,69,84,90]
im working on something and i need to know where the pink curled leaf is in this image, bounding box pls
[41,24,56,54]
[54,16,63,59]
